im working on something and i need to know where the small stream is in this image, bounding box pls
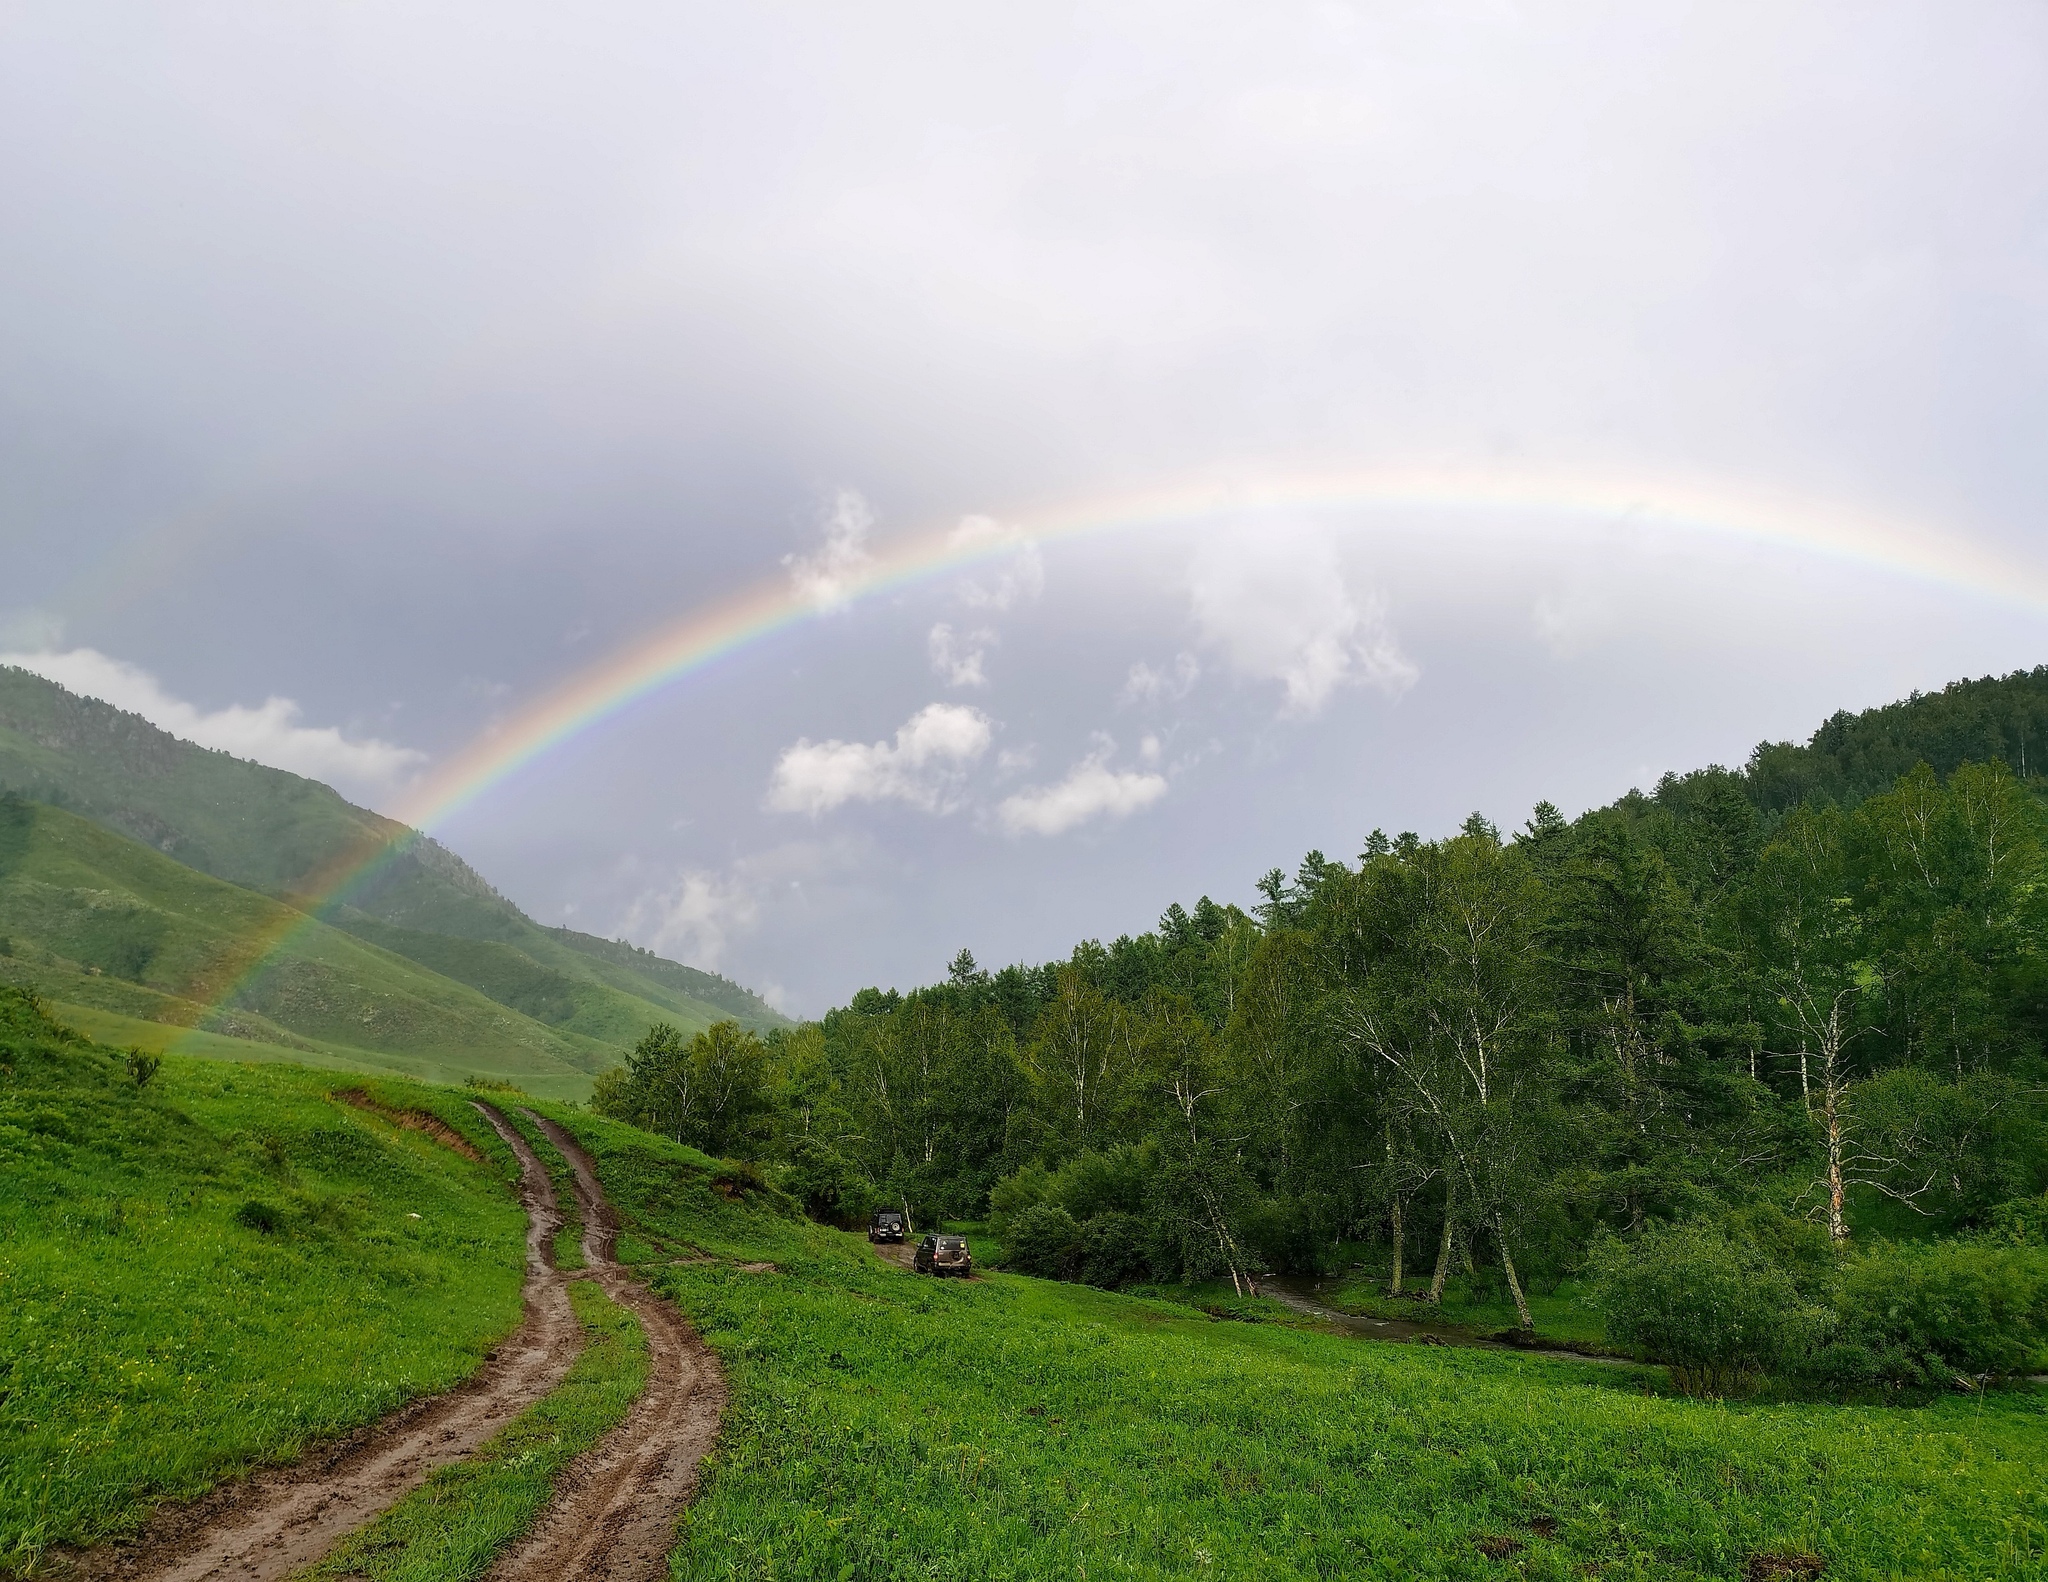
[1259,1275,1625,1364]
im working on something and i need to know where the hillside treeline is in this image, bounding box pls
[595,670,2048,1382]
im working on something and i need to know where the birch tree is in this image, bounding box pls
[1744,806,1930,1242]
[1335,830,1552,1328]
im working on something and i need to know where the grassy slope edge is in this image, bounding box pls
[527,1104,2048,1582]
[0,994,529,1573]
[0,799,611,1097]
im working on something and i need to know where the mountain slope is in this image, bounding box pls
[0,797,619,1096]
[1740,665,2048,811]
[0,665,783,1040]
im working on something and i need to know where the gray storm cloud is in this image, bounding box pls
[5,3,2046,1010]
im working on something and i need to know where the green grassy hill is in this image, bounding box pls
[0,798,625,1096]
[1742,664,2048,812]
[0,990,530,1568]
[0,666,783,1050]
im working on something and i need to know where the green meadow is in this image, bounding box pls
[6,990,2044,1582]
[0,990,531,1570]
[525,1101,2048,1582]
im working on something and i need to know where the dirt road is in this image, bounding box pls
[483,1110,725,1582]
[70,1104,580,1581]
[68,1102,724,1582]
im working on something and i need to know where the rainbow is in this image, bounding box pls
[167,461,2045,1042]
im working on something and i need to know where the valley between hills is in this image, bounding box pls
[0,666,783,1099]
[2,663,2045,1582]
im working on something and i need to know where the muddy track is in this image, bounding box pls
[65,1103,581,1582]
[485,1110,727,1582]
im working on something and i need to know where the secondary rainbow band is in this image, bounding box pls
[169,462,2046,1048]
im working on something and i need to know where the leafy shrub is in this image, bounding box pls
[1986,1194,2048,1247]
[711,1157,797,1213]
[1051,1146,1154,1221]
[1238,1195,1330,1276]
[0,984,59,1043]
[1586,1222,1809,1396]
[1466,1260,1508,1303]
[778,1136,873,1226]
[988,1164,1052,1239]
[233,1199,285,1234]
[1004,1203,1084,1280]
[1076,1211,1155,1289]
[1719,1201,1836,1294]
[994,1149,1155,1243]
[124,1048,162,1088]
[1812,1240,2048,1389]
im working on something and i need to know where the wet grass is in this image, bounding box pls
[521,1102,2048,1582]
[298,1279,646,1582]
[0,995,528,1573]
[1316,1268,1611,1347]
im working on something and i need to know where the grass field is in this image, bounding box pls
[0,992,531,1572]
[37,999,484,1088]
[302,1280,646,1582]
[524,1101,2048,1582]
[1314,1265,1612,1347]
[8,1008,2045,1582]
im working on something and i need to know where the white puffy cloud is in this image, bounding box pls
[767,702,992,816]
[915,518,1041,691]
[1,647,425,801]
[927,622,993,688]
[784,488,877,610]
[615,868,760,970]
[949,515,1045,611]
[1121,652,1201,706]
[997,743,1168,837]
[1188,527,1418,718]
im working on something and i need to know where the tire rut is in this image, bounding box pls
[484,1110,727,1582]
[67,1102,582,1582]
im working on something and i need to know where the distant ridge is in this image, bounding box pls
[1735,665,2048,810]
[0,665,784,1048]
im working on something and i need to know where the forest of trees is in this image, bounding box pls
[595,669,2048,1388]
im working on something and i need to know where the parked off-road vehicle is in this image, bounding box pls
[869,1209,907,1243]
[914,1233,973,1277]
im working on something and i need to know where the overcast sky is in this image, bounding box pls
[5,3,2047,1012]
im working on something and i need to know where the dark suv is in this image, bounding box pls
[914,1233,973,1277]
[869,1209,907,1243]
